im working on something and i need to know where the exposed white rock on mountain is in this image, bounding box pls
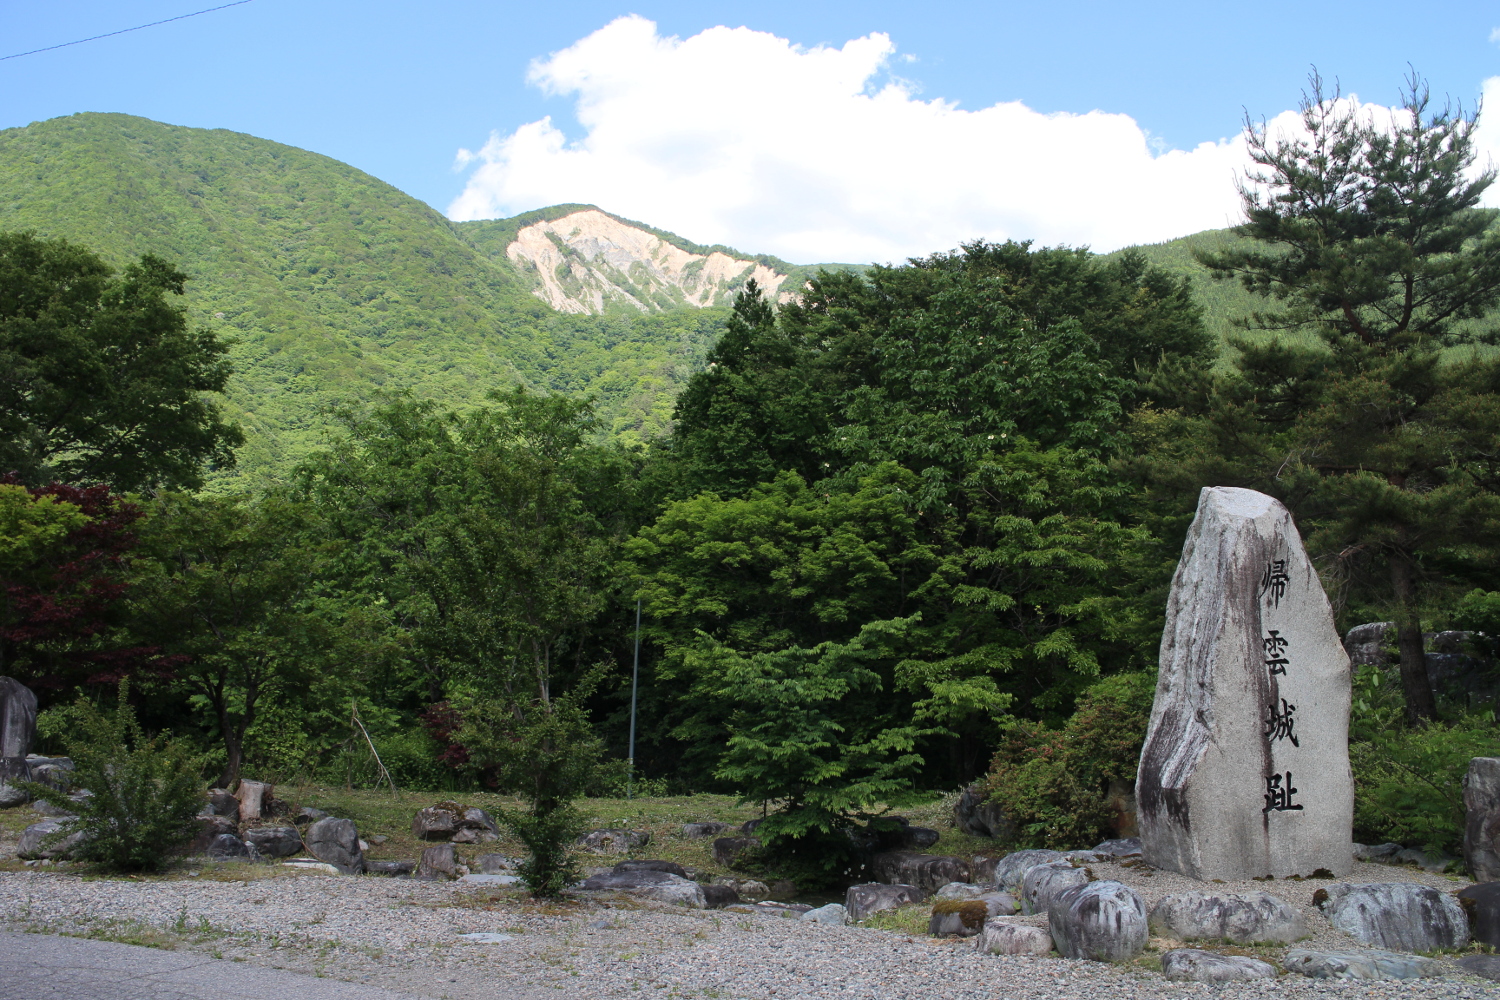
[507,209,787,314]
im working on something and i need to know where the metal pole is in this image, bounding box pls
[627,597,641,800]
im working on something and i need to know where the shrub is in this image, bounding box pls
[28,683,204,872]
[978,671,1154,849]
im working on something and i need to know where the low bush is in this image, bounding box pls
[28,683,204,872]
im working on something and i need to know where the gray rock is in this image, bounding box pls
[681,821,733,839]
[1393,847,1456,873]
[1458,881,1500,948]
[977,892,1020,916]
[740,818,765,835]
[206,833,254,862]
[1048,880,1147,962]
[1138,487,1354,880]
[900,826,941,849]
[206,788,239,817]
[28,763,71,791]
[304,817,364,874]
[1344,622,1396,669]
[581,869,706,908]
[234,780,272,824]
[935,882,993,900]
[365,860,415,876]
[711,835,758,866]
[845,882,921,921]
[1161,949,1277,983]
[613,859,688,877]
[1465,757,1500,882]
[244,826,302,859]
[1092,837,1143,857]
[1317,882,1468,951]
[953,785,1013,840]
[1458,954,1500,981]
[801,903,846,926]
[32,797,80,818]
[702,884,740,908]
[0,677,37,758]
[18,819,85,860]
[989,849,1065,891]
[417,843,458,879]
[576,828,650,854]
[1283,948,1446,980]
[462,807,499,834]
[929,899,991,937]
[190,814,239,852]
[1021,861,1091,916]
[718,878,769,900]
[973,915,1053,956]
[870,851,970,894]
[476,853,515,874]
[293,805,327,826]
[0,757,30,807]
[1354,842,1403,862]
[1148,890,1306,944]
[412,805,459,841]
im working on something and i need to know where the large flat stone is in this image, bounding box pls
[1162,949,1277,982]
[1283,948,1446,980]
[1317,882,1469,952]
[845,882,920,921]
[870,851,970,895]
[1137,487,1354,880]
[1148,890,1305,944]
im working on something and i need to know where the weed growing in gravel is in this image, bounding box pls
[859,904,928,936]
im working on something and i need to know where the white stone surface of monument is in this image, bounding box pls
[1136,487,1353,880]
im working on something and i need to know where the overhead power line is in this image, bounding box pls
[0,1,256,63]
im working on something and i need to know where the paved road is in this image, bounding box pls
[0,932,430,1000]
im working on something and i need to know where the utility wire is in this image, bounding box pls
[1,1,256,63]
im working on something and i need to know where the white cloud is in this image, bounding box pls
[1490,27,1500,43]
[447,17,1496,262]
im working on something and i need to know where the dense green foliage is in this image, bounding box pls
[29,683,203,872]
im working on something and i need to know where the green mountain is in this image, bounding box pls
[0,113,847,488]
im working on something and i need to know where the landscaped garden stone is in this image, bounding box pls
[1047,880,1147,962]
[929,899,990,937]
[365,860,415,876]
[973,915,1053,956]
[17,819,84,860]
[580,869,706,908]
[953,785,1013,840]
[305,816,364,874]
[1458,955,1500,981]
[614,859,688,877]
[1316,882,1469,951]
[1091,838,1142,857]
[412,805,459,840]
[682,821,733,839]
[0,758,29,807]
[1148,890,1306,944]
[0,677,37,757]
[989,849,1065,891]
[870,851,970,894]
[1283,948,1445,980]
[1465,757,1500,882]
[1161,949,1276,982]
[711,836,758,866]
[701,884,740,908]
[801,903,846,926]
[475,853,515,874]
[190,814,238,852]
[27,762,71,790]
[577,828,650,853]
[1353,842,1402,862]
[244,826,302,858]
[418,843,458,879]
[205,788,238,817]
[293,805,328,826]
[1137,488,1353,880]
[206,833,254,862]
[1021,861,1090,916]
[845,882,921,921]
[1458,881,1500,948]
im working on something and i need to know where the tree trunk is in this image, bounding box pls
[1389,554,1436,724]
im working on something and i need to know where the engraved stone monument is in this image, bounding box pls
[1136,487,1353,880]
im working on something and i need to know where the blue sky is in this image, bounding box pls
[2,1,1498,260]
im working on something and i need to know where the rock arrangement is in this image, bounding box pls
[576,828,650,854]
[412,802,501,844]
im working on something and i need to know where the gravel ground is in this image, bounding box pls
[0,854,1497,1000]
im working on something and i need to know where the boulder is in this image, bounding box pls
[1354,842,1403,862]
[929,899,990,937]
[870,852,970,894]
[1465,757,1500,882]
[740,818,765,835]
[244,826,302,859]
[304,817,364,874]
[476,853,516,874]
[190,814,239,852]
[418,843,458,879]
[973,915,1053,956]
[953,785,1013,840]
[899,826,941,849]
[293,805,328,826]
[1138,487,1354,880]
[206,788,239,817]
[365,860,415,876]
[412,805,460,841]
[1148,890,1306,944]
[31,798,78,819]
[1317,882,1468,951]
[1344,622,1396,669]
[206,833,255,862]
[1457,881,1500,948]
[702,884,740,909]
[1392,847,1455,873]
[613,859,687,878]
[17,819,85,860]
[801,902,846,926]
[28,763,70,791]
[0,677,37,758]
[580,869,706,908]
[845,882,921,922]
[1092,837,1142,858]
[234,780,272,824]
[989,849,1065,891]
[711,835,758,866]
[715,877,769,901]
[1022,861,1091,916]
[1283,948,1446,980]
[682,821,734,839]
[462,807,499,834]
[1458,955,1500,982]
[934,882,991,900]
[0,757,29,807]
[576,828,650,854]
[1161,949,1277,983]
[1048,881,1147,963]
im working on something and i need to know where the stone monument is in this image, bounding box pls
[1136,487,1353,880]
